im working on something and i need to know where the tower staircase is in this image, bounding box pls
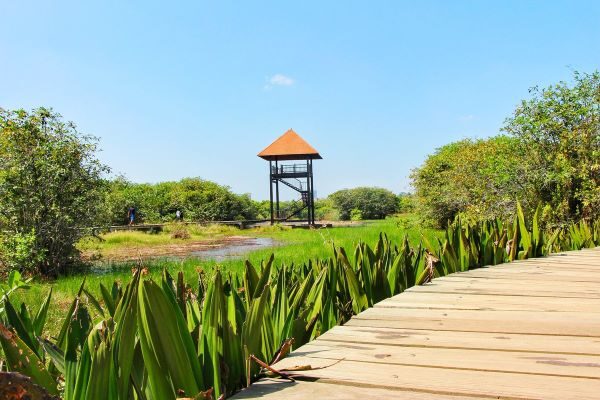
[274,175,310,220]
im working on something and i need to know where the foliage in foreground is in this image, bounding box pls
[1,205,599,399]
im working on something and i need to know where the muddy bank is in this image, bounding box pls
[84,236,276,263]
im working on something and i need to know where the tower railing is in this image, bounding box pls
[271,164,308,175]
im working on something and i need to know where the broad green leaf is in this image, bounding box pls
[0,323,58,395]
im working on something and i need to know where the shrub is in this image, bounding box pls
[410,136,533,227]
[170,227,191,240]
[397,193,416,213]
[329,187,398,220]
[0,231,45,274]
[315,198,339,221]
[350,208,363,221]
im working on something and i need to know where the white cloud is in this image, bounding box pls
[264,74,295,89]
[458,114,475,122]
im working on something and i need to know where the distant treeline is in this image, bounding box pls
[411,70,600,228]
[103,178,406,225]
[103,177,258,224]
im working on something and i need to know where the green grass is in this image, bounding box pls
[12,215,441,336]
[77,223,244,253]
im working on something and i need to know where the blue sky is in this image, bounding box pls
[1,1,599,200]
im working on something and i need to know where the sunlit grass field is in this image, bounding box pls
[77,223,244,252]
[13,215,441,336]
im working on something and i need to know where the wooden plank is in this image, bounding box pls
[517,257,600,265]
[514,262,600,269]
[438,274,600,285]
[494,266,600,274]
[432,276,600,290]
[484,258,600,266]
[233,379,485,400]
[443,264,595,276]
[510,256,600,263]
[348,307,600,336]
[375,292,600,312]
[437,272,600,284]
[547,250,600,256]
[472,259,598,271]
[405,280,600,298]
[289,340,600,379]
[435,270,598,283]
[457,264,600,275]
[271,357,600,400]
[318,325,600,355]
[472,262,600,272]
[410,288,600,300]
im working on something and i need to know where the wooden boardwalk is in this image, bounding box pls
[234,248,600,400]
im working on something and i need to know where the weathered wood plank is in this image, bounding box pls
[233,379,485,400]
[405,280,600,298]
[318,325,600,355]
[431,275,600,289]
[376,292,600,312]
[288,340,600,378]
[271,358,600,400]
[449,268,600,283]
[517,257,600,265]
[349,307,600,336]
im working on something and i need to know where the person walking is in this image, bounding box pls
[175,209,182,222]
[128,206,136,226]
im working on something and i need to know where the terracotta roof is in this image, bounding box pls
[258,129,322,160]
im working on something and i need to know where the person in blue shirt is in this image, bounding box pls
[128,206,136,225]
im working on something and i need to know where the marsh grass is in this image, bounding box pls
[14,215,441,336]
[78,223,244,252]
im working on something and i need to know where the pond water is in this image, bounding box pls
[89,236,277,274]
[189,237,276,261]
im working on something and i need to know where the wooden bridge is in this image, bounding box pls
[234,248,600,400]
[91,220,333,234]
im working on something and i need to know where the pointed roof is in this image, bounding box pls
[258,129,322,161]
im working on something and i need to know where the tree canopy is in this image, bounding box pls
[104,177,259,224]
[0,108,109,275]
[503,70,600,223]
[329,187,398,220]
[411,136,533,226]
[412,70,600,227]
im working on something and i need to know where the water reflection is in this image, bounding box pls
[89,237,276,274]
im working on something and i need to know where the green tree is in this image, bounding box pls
[104,177,259,224]
[503,70,600,223]
[412,70,600,227]
[0,108,109,276]
[329,187,398,220]
[410,136,532,227]
[397,192,416,213]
